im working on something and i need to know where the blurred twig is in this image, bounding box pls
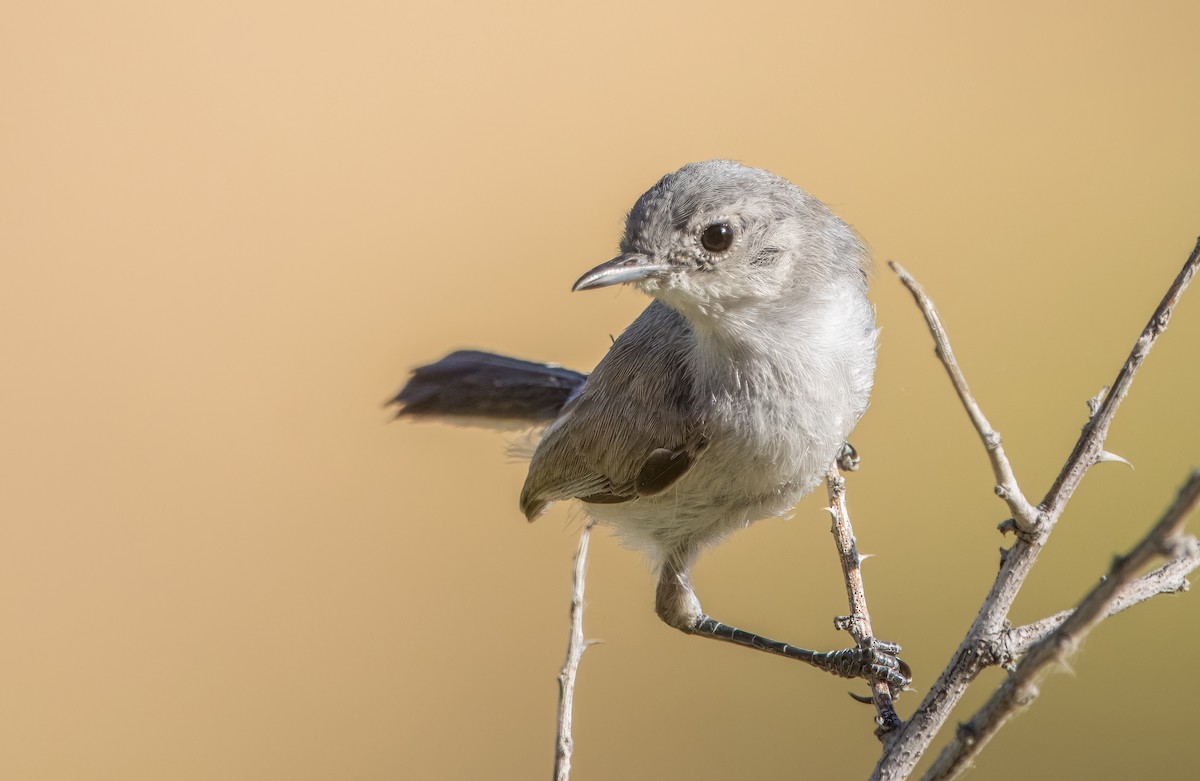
[554,522,593,781]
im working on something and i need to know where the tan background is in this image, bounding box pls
[3,2,1199,779]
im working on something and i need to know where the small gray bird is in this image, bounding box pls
[393,160,908,689]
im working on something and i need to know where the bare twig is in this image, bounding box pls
[825,469,902,735]
[872,239,1200,780]
[554,522,593,781]
[1039,240,1200,521]
[922,471,1200,780]
[888,261,1040,534]
[989,549,1200,665]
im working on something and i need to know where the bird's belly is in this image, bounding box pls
[583,418,841,561]
[582,339,871,562]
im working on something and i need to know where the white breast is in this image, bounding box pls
[585,281,877,564]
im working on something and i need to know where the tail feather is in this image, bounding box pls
[391,350,587,426]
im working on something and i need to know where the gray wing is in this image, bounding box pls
[519,302,708,520]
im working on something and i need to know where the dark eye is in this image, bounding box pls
[700,223,734,253]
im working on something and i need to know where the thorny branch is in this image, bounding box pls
[1040,239,1200,522]
[826,469,902,735]
[554,522,594,781]
[871,238,1200,780]
[923,472,1200,780]
[989,550,1200,665]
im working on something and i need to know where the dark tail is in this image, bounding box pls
[390,350,587,426]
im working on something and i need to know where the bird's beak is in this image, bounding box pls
[572,253,672,292]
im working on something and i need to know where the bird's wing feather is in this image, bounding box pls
[519,302,707,520]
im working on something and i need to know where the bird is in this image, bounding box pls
[392,160,908,690]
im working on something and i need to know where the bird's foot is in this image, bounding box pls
[815,638,911,694]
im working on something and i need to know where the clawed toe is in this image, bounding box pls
[868,640,912,691]
[871,638,903,656]
[826,639,912,693]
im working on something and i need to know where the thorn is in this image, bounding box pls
[1014,683,1041,707]
[1087,386,1110,417]
[1096,451,1134,469]
[858,552,876,563]
[821,506,837,518]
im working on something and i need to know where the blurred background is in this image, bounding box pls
[3,2,1198,779]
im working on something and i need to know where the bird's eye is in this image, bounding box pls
[700,223,734,253]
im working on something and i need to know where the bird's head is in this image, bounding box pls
[572,160,868,322]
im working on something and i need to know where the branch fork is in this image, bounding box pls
[871,238,1200,780]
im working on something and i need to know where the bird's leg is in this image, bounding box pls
[654,562,910,691]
